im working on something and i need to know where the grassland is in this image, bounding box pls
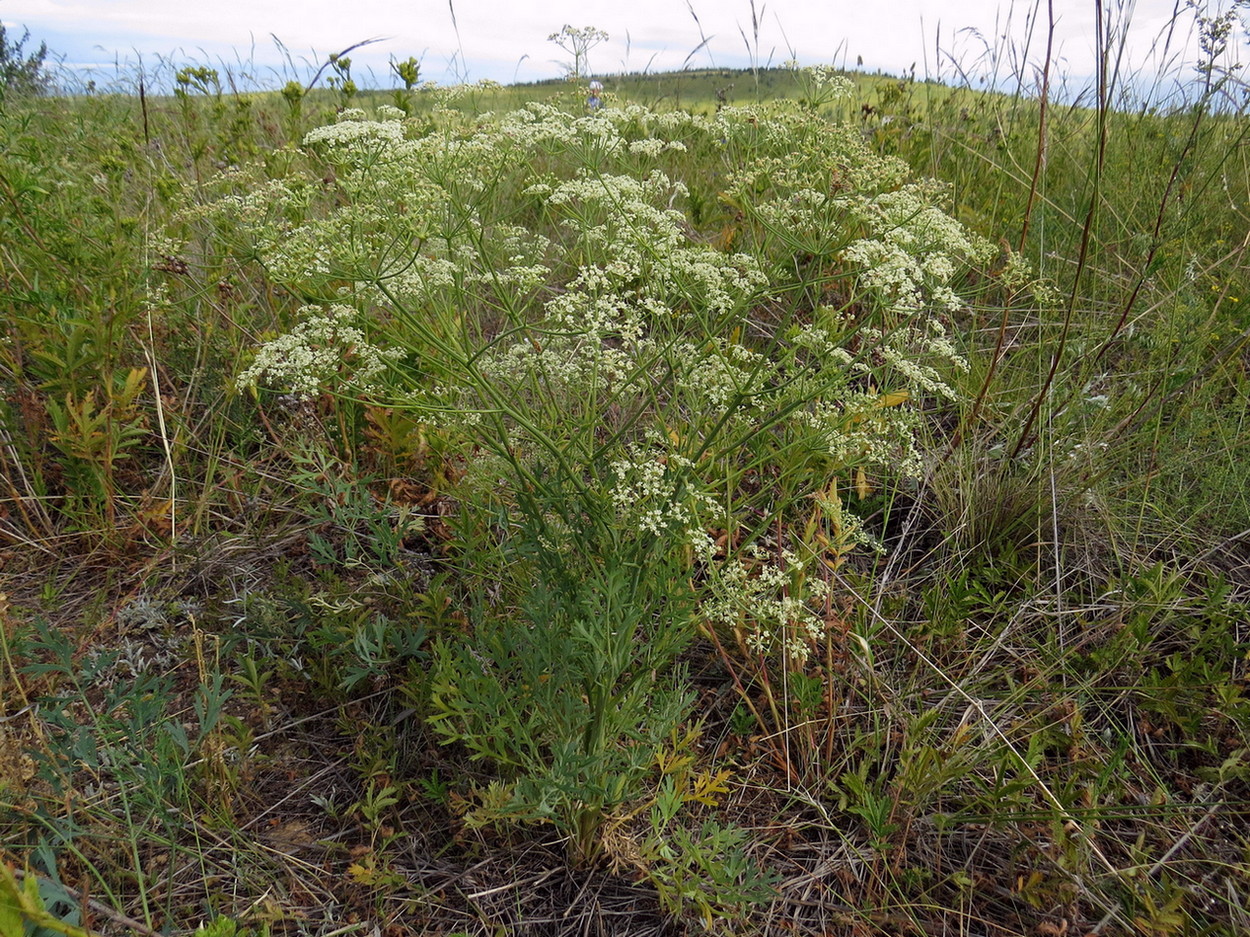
[1,39,1249,937]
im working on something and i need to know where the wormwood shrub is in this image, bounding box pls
[170,71,991,868]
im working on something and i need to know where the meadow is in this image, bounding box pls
[2,14,1250,937]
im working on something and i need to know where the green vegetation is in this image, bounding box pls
[0,21,48,99]
[3,18,1250,937]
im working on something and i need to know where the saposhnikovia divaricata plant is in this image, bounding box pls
[171,69,991,856]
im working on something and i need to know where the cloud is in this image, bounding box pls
[2,0,1207,91]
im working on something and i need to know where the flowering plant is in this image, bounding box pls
[173,66,990,843]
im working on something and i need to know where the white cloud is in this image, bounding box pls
[2,0,1209,90]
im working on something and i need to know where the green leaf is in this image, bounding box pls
[0,865,25,937]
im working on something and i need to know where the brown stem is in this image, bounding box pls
[1011,0,1110,460]
[956,0,1053,448]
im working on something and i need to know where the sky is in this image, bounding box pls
[0,0,1225,93]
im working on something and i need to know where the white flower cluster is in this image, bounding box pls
[998,248,1061,305]
[429,79,503,107]
[843,186,994,313]
[804,64,854,99]
[237,304,402,398]
[791,393,924,477]
[627,138,687,157]
[375,104,407,122]
[544,169,767,314]
[303,117,405,154]
[718,103,986,317]
[476,325,645,397]
[548,170,687,248]
[790,322,856,366]
[461,225,553,293]
[354,254,459,310]
[608,444,715,536]
[702,545,832,663]
[673,338,765,409]
[177,175,314,238]
[859,318,971,401]
[179,90,993,570]
[496,101,709,161]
